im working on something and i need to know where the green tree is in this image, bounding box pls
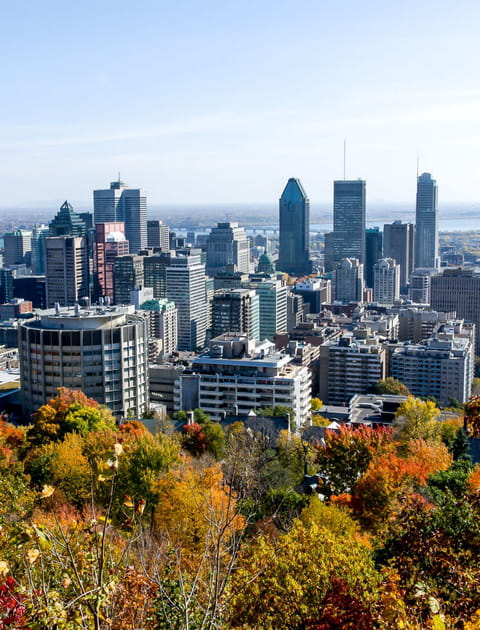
[374,377,410,396]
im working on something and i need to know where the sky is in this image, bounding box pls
[1,0,480,207]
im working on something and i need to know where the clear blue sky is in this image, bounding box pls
[1,0,479,206]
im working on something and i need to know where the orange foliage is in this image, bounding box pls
[467,466,480,494]
[405,438,453,484]
[154,461,244,561]
[111,567,157,630]
[118,420,148,439]
[0,418,25,449]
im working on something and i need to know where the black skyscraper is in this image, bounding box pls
[277,178,311,276]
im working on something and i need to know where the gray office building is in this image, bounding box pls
[277,178,311,276]
[333,180,366,266]
[383,221,415,288]
[415,173,438,269]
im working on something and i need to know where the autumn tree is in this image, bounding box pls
[228,501,381,630]
[393,396,440,445]
[314,424,395,496]
[29,387,116,444]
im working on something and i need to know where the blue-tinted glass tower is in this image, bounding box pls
[333,180,366,267]
[415,172,438,269]
[278,178,311,276]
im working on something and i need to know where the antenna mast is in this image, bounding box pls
[343,139,346,180]
[416,153,419,179]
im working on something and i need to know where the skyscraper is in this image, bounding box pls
[49,201,86,237]
[147,220,170,251]
[94,179,147,253]
[277,178,311,276]
[166,253,207,351]
[45,236,88,308]
[333,180,366,266]
[94,223,129,301]
[383,220,415,287]
[365,227,382,289]
[3,230,32,267]
[206,222,250,275]
[415,172,438,269]
[211,288,260,340]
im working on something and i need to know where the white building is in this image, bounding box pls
[174,334,311,427]
[373,258,400,305]
[391,330,473,405]
[166,253,207,351]
[139,298,178,356]
[19,304,148,418]
[333,258,364,303]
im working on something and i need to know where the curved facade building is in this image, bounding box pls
[19,304,148,418]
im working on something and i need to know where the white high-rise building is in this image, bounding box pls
[166,253,207,351]
[249,279,287,341]
[333,258,364,303]
[94,179,147,253]
[373,258,400,305]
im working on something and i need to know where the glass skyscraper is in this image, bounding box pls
[333,180,366,266]
[94,179,147,254]
[277,178,311,276]
[415,172,438,269]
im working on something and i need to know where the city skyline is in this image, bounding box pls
[1,2,480,206]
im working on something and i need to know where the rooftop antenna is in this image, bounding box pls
[343,139,346,180]
[416,153,419,179]
[118,171,121,183]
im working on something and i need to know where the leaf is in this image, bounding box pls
[27,548,40,564]
[40,484,55,499]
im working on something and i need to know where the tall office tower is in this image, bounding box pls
[19,304,148,418]
[431,268,480,352]
[94,179,147,253]
[373,258,400,304]
[3,230,32,267]
[333,180,366,266]
[94,223,129,301]
[206,222,250,275]
[113,255,144,305]
[123,188,147,253]
[166,253,207,351]
[147,220,170,251]
[212,288,260,340]
[254,279,287,341]
[143,252,173,299]
[365,227,382,288]
[323,232,335,272]
[333,258,364,303]
[415,172,438,269]
[31,225,49,274]
[277,178,311,276]
[383,220,415,288]
[0,269,14,304]
[44,236,88,308]
[49,201,86,237]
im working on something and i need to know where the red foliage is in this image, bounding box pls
[0,577,28,629]
[181,422,207,456]
[307,577,376,630]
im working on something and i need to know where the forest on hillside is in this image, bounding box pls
[0,388,479,629]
